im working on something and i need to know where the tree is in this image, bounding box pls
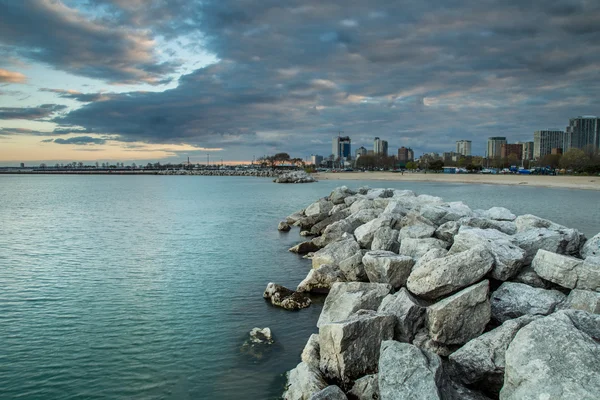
[539,154,561,169]
[405,161,417,170]
[429,160,444,172]
[559,148,589,171]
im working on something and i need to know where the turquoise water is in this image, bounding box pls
[1,175,599,399]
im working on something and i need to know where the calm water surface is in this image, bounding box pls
[1,175,599,399]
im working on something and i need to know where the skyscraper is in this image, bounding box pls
[355,146,367,158]
[487,137,507,159]
[533,130,564,159]
[332,136,352,160]
[373,137,388,156]
[500,144,523,160]
[455,140,472,156]
[564,116,600,152]
[516,141,534,160]
[397,146,414,164]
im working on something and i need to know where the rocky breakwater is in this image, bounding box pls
[274,170,316,183]
[157,168,279,177]
[271,185,600,400]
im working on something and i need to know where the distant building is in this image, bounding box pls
[332,136,352,160]
[455,140,472,156]
[443,152,460,162]
[397,146,414,164]
[516,141,534,161]
[564,116,600,152]
[373,137,388,156]
[500,144,523,160]
[534,130,564,159]
[311,154,323,166]
[20,163,25,168]
[551,148,563,155]
[355,146,367,158]
[367,149,375,156]
[487,137,507,159]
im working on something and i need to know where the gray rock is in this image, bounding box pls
[301,334,320,368]
[378,288,426,342]
[314,219,361,247]
[312,239,361,269]
[458,217,517,235]
[426,280,490,345]
[561,289,600,313]
[263,283,312,310]
[279,221,292,231]
[297,264,346,294]
[371,227,400,252]
[513,227,583,263]
[240,327,275,359]
[511,265,548,289]
[490,281,565,323]
[317,282,391,327]
[383,200,410,216]
[434,221,460,243]
[363,251,415,289]
[482,206,516,221]
[399,224,436,240]
[449,227,526,281]
[319,310,394,384]
[398,211,436,229]
[283,362,328,400]
[355,217,396,249]
[420,202,473,225]
[350,199,377,215]
[515,214,565,232]
[300,230,315,237]
[289,240,321,254]
[532,249,600,291]
[412,329,455,357]
[582,232,600,258]
[346,209,382,226]
[378,341,443,400]
[330,186,356,205]
[295,212,330,230]
[309,386,347,400]
[412,248,448,271]
[287,210,306,225]
[310,209,354,236]
[407,245,493,300]
[306,199,334,217]
[347,374,378,400]
[338,251,368,282]
[399,238,448,259]
[448,315,539,394]
[329,203,349,216]
[501,310,600,400]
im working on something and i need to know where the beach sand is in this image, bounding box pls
[314,172,600,191]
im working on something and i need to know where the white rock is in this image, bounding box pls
[363,251,415,289]
[305,199,334,217]
[312,239,361,269]
[355,217,396,249]
[283,362,328,400]
[482,207,516,221]
[582,232,600,258]
[532,249,600,291]
[377,287,426,342]
[301,334,320,368]
[399,224,436,240]
[297,264,346,294]
[370,227,400,253]
[399,238,448,259]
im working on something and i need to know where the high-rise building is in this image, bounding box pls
[455,140,472,156]
[534,130,564,159]
[516,141,534,160]
[311,154,323,166]
[355,146,367,158]
[332,136,352,160]
[564,116,600,152]
[487,137,507,159]
[500,144,523,160]
[397,146,414,164]
[373,137,388,156]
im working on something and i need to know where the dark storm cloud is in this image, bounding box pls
[0,104,67,120]
[52,0,600,157]
[52,136,106,145]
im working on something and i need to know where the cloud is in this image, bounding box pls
[0,68,26,83]
[0,104,67,120]
[39,88,113,102]
[52,136,107,145]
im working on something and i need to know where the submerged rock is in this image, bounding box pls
[263,283,311,310]
[240,327,275,359]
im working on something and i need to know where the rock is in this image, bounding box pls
[297,264,346,294]
[561,289,600,313]
[501,310,600,400]
[355,217,396,249]
[349,199,377,215]
[532,250,600,291]
[330,186,356,205]
[289,241,321,254]
[420,202,472,225]
[249,327,273,344]
[295,213,329,230]
[582,232,600,258]
[448,315,538,394]
[370,227,400,252]
[416,194,443,204]
[434,221,460,243]
[399,224,436,240]
[407,245,493,300]
[444,379,493,400]
[412,248,448,270]
[309,386,347,400]
[378,341,443,400]
[306,199,334,217]
[399,238,448,259]
[313,219,359,247]
[383,200,410,216]
[482,206,516,221]
[276,171,316,184]
[300,230,314,237]
[377,287,426,342]
[363,251,415,289]
[338,251,368,282]
[283,362,328,400]
[514,214,565,232]
[366,188,394,199]
[458,217,517,235]
[449,227,526,281]
[411,329,456,357]
[329,204,348,216]
[317,282,391,327]
[490,282,565,323]
[426,280,490,345]
[301,334,320,368]
[310,209,354,235]
[513,227,583,263]
[346,209,382,226]
[511,265,548,288]
[319,310,394,384]
[347,374,378,400]
[279,221,292,231]
[240,327,275,359]
[287,210,306,225]
[312,239,361,269]
[263,283,311,310]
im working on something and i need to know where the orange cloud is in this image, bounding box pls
[0,69,26,83]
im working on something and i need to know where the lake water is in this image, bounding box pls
[1,175,599,399]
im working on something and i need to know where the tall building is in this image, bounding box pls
[332,136,352,160]
[487,137,507,159]
[564,116,600,152]
[455,140,472,156]
[500,144,523,160]
[516,141,534,160]
[355,146,367,158]
[311,154,323,166]
[373,137,388,156]
[397,147,414,164]
[534,130,564,159]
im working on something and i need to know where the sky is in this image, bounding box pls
[0,0,599,166]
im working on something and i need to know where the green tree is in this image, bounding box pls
[406,161,417,170]
[429,160,444,172]
[559,148,589,172]
[539,154,561,169]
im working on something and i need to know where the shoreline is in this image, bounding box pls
[313,171,600,191]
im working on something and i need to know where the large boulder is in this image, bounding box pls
[482,207,516,221]
[312,239,361,269]
[448,315,539,395]
[309,386,347,400]
[362,251,415,289]
[399,224,436,240]
[420,202,473,225]
[449,227,526,281]
[378,341,443,400]
[513,227,581,263]
[338,251,368,282]
[283,362,328,400]
[582,232,600,258]
[370,227,400,253]
[313,219,359,247]
[346,209,382,226]
[349,199,377,215]
[319,310,394,384]
[511,265,548,289]
[407,245,493,300]
[347,374,378,400]
[301,334,320,368]
[532,250,600,291]
[377,287,427,342]
[434,221,460,244]
[501,310,600,400]
[399,238,448,259]
[329,186,356,205]
[355,217,396,249]
[264,283,311,310]
[458,217,517,235]
[305,199,334,217]
[317,282,392,327]
[560,289,600,314]
[490,282,565,323]
[297,264,346,294]
[279,221,292,231]
[310,209,354,236]
[426,280,490,345]
[290,240,321,254]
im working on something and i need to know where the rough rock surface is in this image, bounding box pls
[301,334,320,368]
[458,217,517,235]
[276,171,316,184]
[399,238,448,259]
[306,199,334,217]
[377,288,426,342]
[511,265,548,289]
[338,251,368,282]
[283,362,328,400]
[582,232,600,258]
[482,207,516,221]
[426,280,490,345]
[490,282,565,323]
[297,264,346,294]
[501,310,600,400]
[399,224,436,240]
[347,374,378,400]
[378,341,443,400]
[513,227,584,263]
[370,227,400,252]
[309,385,347,400]
[319,310,394,384]
[532,249,600,291]
[561,289,600,313]
[312,239,362,269]
[290,241,322,255]
[240,327,275,359]
[329,186,356,205]
[362,251,415,289]
[407,245,493,300]
[317,282,391,327]
[434,221,460,244]
[263,283,312,310]
[279,221,292,231]
[412,248,448,270]
[355,217,396,249]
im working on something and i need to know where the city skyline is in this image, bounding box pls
[1,1,600,166]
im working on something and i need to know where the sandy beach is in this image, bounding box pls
[314,172,600,191]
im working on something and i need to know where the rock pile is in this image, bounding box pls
[274,186,600,400]
[274,171,316,183]
[157,168,279,177]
